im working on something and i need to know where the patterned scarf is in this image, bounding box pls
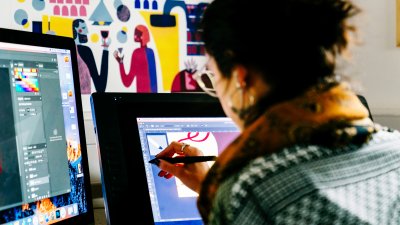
[197,81,377,223]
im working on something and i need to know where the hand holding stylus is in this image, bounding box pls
[149,155,217,165]
[154,141,211,193]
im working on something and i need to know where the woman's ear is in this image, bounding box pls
[232,65,248,88]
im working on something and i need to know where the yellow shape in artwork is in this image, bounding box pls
[42,15,49,33]
[140,11,179,92]
[23,21,30,29]
[17,0,25,2]
[42,15,73,38]
[91,34,100,43]
[122,26,128,33]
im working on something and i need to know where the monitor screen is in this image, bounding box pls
[0,31,93,225]
[137,117,240,225]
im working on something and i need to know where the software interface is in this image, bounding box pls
[137,117,240,225]
[0,42,86,224]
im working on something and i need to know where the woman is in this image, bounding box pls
[155,0,400,224]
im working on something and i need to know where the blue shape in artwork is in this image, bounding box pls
[32,21,42,33]
[135,0,141,8]
[117,30,127,43]
[150,14,176,27]
[14,9,28,26]
[89,0,113,26]
[117,5,130,22]
[146,48,157,93]
[92,21,112,26]
[32,0,45,11]
[113,0,123,8]
[144,0,149,9]
[152,0,158,10]
[21,19,28,26]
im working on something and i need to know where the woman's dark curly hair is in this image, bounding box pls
[202,0,360,102]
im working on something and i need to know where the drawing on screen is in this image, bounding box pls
[146,132,217,197]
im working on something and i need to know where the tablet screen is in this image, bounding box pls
[137,117,240,224]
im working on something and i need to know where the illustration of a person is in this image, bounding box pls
[73,19,109,93]
[113,25,157,93]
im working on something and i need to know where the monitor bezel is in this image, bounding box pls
[0,28,94,225]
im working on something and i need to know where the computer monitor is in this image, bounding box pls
[0,28,94,225]
[90,92,240,225]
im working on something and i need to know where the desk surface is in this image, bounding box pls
[93,198,107,225]
[94,208,107,225]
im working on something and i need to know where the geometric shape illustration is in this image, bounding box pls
[116,4,130,22]
[117,29,127,43]
[141,11,179,91]
[42,15,74,37]
[32,0,46,11]
[14,9,29,26]
[89,0,113,25]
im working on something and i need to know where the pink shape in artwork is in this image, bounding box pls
[62,6,69,16]
[118,48,151,92]
[50,0,56,3]
[184,72,197,90]
[80,6,87,16]
[83,0,89,4]
[57,0,64,3]
[75,0,82,4]
[77,49,92,94]
[178,132,210,143]
[66,0,73,3]
[54,6,60,15]
[70,6,78,16]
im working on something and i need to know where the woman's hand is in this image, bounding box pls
[156,141,210,193]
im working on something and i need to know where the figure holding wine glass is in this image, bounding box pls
[113,24,158,93]
[72,19,110,93]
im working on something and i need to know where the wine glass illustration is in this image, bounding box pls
[100,30,109,47]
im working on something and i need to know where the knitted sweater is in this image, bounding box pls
[208,129,400,225]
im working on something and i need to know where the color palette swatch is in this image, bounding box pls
[14,67,40,92]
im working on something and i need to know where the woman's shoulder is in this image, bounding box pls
[367,125,400,143]
[229,126,400,193]
[211,144,330,224]
[213,127,400,223]
[233,127,400,185]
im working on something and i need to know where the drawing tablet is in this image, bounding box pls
[90,93,240,225]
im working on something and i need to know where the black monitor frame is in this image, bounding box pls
[90,92,226,225]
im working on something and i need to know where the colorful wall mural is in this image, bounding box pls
[1,0,210,111]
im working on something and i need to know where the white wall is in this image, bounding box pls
[350,0,400,117]
[84,112,101,184]
[350,0,400,130]
[85,0,400,184]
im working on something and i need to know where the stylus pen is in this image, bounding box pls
[149,156,217,165]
